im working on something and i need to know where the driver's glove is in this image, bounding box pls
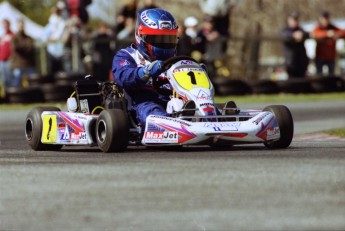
[137,60,164,81]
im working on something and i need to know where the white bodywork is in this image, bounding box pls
[142,60,280,145]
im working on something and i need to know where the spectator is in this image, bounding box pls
[184,16,199,40]
[177,22,192,56]
[57,0,69,20]
[62,16,86,72]
[311,11,343,76]
[0,19,13,89]
[10,19,36,87]
[177,17,199,56]
[65,0,92,24]
[114,0,137,34]
[199,0,236,51]
[195,16,226,79]
[91,22,114,81]
[117,17,135,41]
[139,0,158,11]
[280,12,309,78]
[44,5,67,74]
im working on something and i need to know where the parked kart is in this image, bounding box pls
[25,56,294,152]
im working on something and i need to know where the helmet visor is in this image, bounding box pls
[142,34,178,49]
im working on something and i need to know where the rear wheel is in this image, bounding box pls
[263,105,294,149]
[25,107,63,151]
[96,109,129,152]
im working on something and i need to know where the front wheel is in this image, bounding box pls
[96,109,129,152]
[25,107,63,151]
[263,105,294,149]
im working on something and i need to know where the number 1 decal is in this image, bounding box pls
[187,71,197,85]
[42,115,57,143]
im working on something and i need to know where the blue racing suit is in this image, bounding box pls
[112,45,171,125]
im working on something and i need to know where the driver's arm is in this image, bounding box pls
[112,49,164,89]
[112,50,146,89]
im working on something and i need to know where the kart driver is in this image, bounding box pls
[112,8,194,126]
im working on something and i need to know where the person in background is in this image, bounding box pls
[139,0,158,11]
[312,11,343,76]
[65,0,92,24]
[91,22,114,81]
[10,19,36,87]
[62,15,86,73]
[199,0,236,52]
[44,5,67,74]
[177,16,199,56]
[0,19,13,89]
[57,0,69,20]
[117,17,136,41]
[280,12,309,78]
[194,16,225,80]
[114,0,137,34]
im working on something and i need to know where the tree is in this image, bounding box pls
[0,0,56,25]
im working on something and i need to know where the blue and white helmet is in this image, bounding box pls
[135,8,178,61]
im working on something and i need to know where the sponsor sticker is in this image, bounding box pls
[144,131,178,143]
[266,127,280,140]
[119,59,130,67]
[140,10,158,28]
[79,132,87,140]
[149,115,192,127]
[71,133,79,141]
[60,124,71,140]
[252,112,270,125]
[195,89,212,101]
[159,20,172,29]
[180,60,193,65]
[203,122,241,131]
[173,68,205,73]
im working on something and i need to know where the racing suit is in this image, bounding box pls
[112,45,170,126]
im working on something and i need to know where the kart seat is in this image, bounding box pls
[74,76,102,114]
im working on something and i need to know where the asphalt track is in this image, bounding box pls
[0,101,345,231]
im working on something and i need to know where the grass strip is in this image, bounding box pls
[325,128,345,138]
[215,92,345,104]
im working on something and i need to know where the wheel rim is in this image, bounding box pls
[25,118,33,141]
[97,120,107,143]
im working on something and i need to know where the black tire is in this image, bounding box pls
[41,83,75,102]
[6,87,44,104]
[310,77,345,93]
[276,79,314,94]
[216,79,252,96]
[250,80,281,94]
[96,109,129,152]
[212,77,233,86]
[27,74,54,86]
[25,107,63,151]
[263,105,294,149]
[54,71,85,85]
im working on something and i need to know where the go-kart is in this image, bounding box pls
[25,56,294,152]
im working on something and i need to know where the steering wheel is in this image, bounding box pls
[162,56,198,71]
[153,56,198,96]
[152,55,197,95]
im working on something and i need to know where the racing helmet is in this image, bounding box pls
[135,8,178,61]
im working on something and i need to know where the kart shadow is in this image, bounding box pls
[58,144,301,154]
[11,144,303,166]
